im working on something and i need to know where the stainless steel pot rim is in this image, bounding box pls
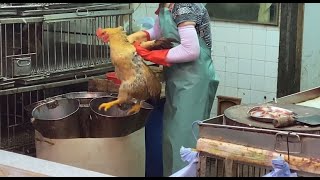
[61,91,111,99]
[25,95,64,111]
[31,98,80,121]
[89,96,140,118]
[140,101,154,110]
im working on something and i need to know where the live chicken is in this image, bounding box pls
[96,26,176,115]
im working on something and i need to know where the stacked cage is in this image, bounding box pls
[0,3,133,156]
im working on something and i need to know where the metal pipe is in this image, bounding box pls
[73,20,76,69]
[46,23,50,72]
[27,24,30,54]
[53,23,57,71]
[6,95,9,145]
[12,23,15,57]
[0,24,2,78]
[86,18,89,68]
[78,19,82,68]
[67,21,70,69]
[21,92,24,123]
[4,24,7,77]
[35,23,38,73]
[92,18,96,66]
[60,21,63,70]
[41,22,45,72]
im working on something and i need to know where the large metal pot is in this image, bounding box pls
[89,97,154,138]
[24,95,64,119]
[31,98,80,139]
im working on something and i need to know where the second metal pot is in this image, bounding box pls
[61,91,111,105]
[89,97,154,138]
[31,98,81,139]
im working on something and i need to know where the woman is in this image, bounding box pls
[128,3,219,176]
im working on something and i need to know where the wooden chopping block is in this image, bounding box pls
[197,138,320,175]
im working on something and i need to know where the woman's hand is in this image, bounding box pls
[127,30,150,44]
[141,38,178,50]
[133,41,171,67]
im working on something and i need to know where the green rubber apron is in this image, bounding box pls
[158,7,220,176]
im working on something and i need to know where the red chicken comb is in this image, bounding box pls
[96,28,104,37]
[96,28,109,43]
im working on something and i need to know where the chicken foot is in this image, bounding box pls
[98,99,121,111]
[127,101,142,115]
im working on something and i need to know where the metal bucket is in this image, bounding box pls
[89,97,154,138]
[31,98,81,139]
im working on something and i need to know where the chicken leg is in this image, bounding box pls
[127,101,142,115]
[98,99,121,111]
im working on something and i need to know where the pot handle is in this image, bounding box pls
[35,137,55,146]
[31,117,35,124]
[35,131,55,146]
[46,99,59,109]
[16,57,31,67]
[109,93,118,97]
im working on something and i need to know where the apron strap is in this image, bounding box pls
[168,3,175,11]
[155,3,174,15]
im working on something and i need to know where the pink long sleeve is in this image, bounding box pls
[145,16,161,40]
[166,25,200,63]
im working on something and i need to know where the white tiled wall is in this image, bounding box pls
[210,21,280,116]
[300,4,320,91]
[131,4,280,117]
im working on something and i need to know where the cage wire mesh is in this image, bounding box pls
[198,150,320,177]
[0,7,131,79]
[198,153,273,177]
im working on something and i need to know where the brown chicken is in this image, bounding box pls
[96,26,176,115]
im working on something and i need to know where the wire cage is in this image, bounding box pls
[0,3,132,80]
[198,152,273,177]
[0,3,133,156]
[197,115,320,177]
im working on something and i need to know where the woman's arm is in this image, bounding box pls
[165,3,201,63]
[132,4,202,66]
[166,22,200,63]
[145,16,161,40]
